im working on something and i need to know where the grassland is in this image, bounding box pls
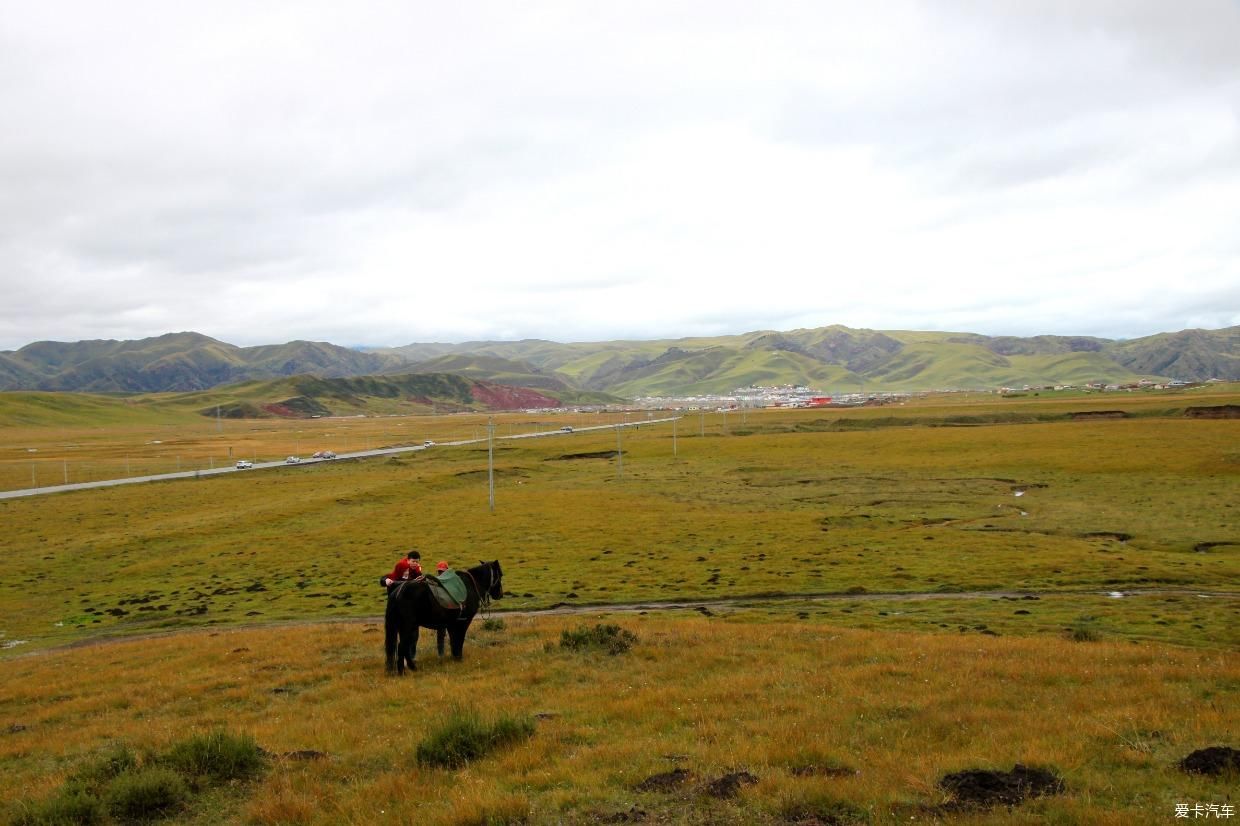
[1,388,1237,823]
[3,617,1237,824]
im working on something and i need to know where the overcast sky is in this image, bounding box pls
[2,1,1238,351]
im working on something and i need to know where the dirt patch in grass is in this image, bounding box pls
[1185,405,1240,419]
[280,750,328,761]
[938,764,1065,808]
[546,451,619,461]
[453,468,529,479]
[1082,532,1132,542]
[634,768,693,792]
[594,806,649,823]
[705,771,758,798]
[1070,410,1129,420]
[1179,746,1240,776]
[790,764,858,778]
[1193,541,1237,553]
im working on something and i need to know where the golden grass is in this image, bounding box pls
[1,615,1235,824]
[1,391,1236,822]
[1,397,1237,653]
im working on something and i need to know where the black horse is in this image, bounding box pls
[384,560,504,674]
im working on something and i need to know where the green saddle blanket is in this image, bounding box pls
[427,571,467,607]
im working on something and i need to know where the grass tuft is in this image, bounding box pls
[67,743,139,794]
[415,707,535,770]
[1066,621,1103,642]
[558,623,637,655]
[104,767,189,822]
[780,792,872,825]
[10,785,107,826]
[159,730,266,784]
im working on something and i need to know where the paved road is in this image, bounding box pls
[0,417,681,500]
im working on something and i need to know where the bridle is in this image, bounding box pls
[459,562,501,616]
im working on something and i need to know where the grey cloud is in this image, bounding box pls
[1,2,1237,350]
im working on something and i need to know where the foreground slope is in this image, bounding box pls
[3,616,1236,825]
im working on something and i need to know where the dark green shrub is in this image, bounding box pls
[558,623,637,655]
[416,708,535,769]
[1067,617,1102,642]
[1068,624,1102,642]
[482,617,506,632]
[104,768,188,821]
[68,744,138,794]
[10,786,106,826]
[160,730,266,784]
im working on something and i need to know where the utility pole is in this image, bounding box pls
[487,417,496,513]
[63,458,68,485]
[700,410,705,437]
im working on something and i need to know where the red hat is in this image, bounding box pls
[436,561,449,572]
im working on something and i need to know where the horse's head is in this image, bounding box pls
[486,559,504,600]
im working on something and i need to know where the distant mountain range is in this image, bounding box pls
[1,325,1236,398]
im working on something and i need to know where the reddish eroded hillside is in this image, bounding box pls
[470,381,561,410]
[262,403,297,417]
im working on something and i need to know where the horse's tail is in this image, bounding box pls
[383,592,399,668]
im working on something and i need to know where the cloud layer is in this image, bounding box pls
[2,1,1238,350]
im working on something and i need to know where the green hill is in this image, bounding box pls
[0,370,618,427]
[170,373,592,418]
[5,325,1236,398]
[0,333,404,392]
[380,325,1240,394]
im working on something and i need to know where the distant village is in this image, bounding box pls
[998,378,1224,395]
[632,385,908,411]
[624,378,1227,412]
[502,377,1229,416]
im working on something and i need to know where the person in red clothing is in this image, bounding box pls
[380,550,423,588]
[435,561,449,574]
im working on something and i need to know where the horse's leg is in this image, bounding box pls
[404,624,419,672]
[436,628,446,658]
[449,618,472,660]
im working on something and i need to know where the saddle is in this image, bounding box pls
[425,571,468,611]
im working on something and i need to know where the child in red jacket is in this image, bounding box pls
[380,550,423,587]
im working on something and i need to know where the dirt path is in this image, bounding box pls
[9,586,1237,659]
[521,586,1240,615]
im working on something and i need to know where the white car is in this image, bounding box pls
[423,440,435,447]
[560,425,573,432]
[235,460,253,469]
[285,456,301,464]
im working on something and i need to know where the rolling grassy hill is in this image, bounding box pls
[4,324,1237,398]
[0,332,405,393]
[0,373,619,429]
[165,373,620,418]
[373,324,1238,395]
